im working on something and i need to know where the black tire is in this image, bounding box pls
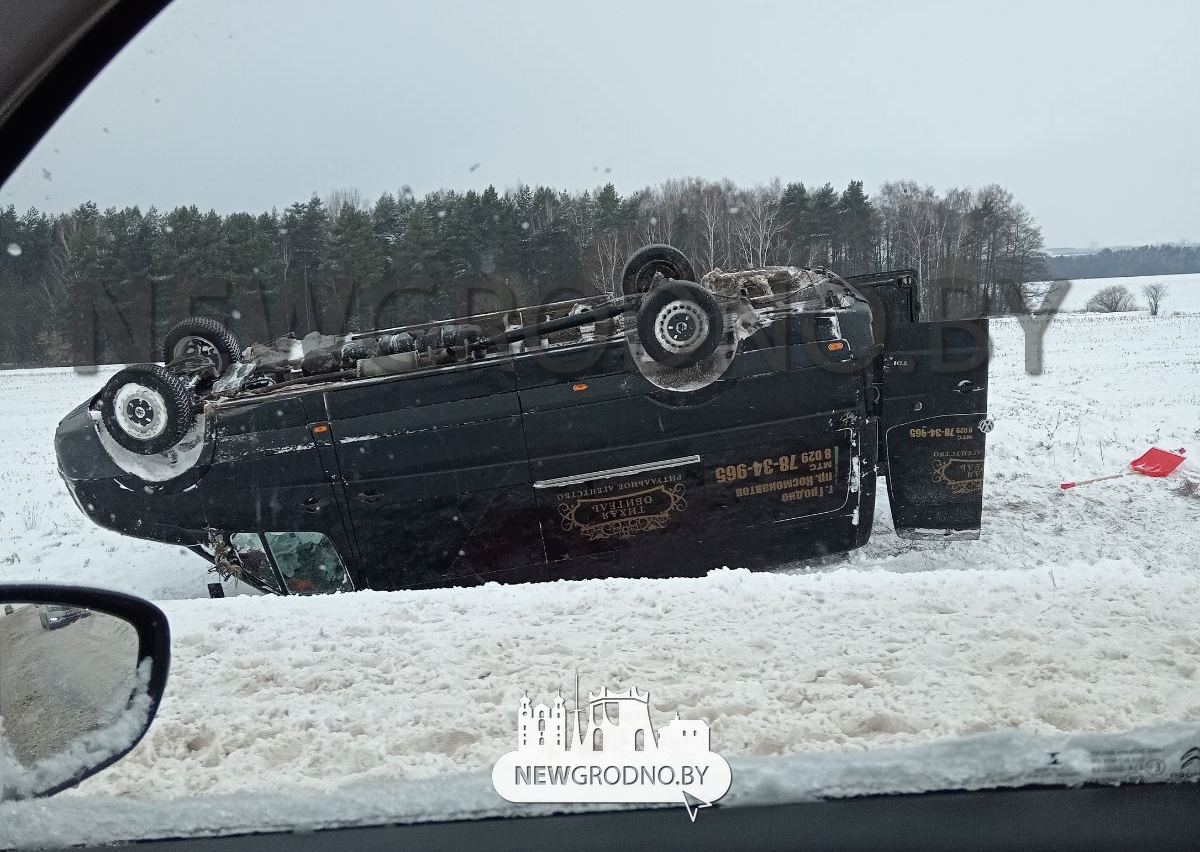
[100,363,197,455]
[163,317,241,373]
[620,244,697,297]
[636,281,724,368]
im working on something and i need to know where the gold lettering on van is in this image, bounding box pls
[557,474,687,541]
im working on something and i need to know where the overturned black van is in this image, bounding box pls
[54,245,990,595]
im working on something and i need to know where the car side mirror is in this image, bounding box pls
[0,584,170,801]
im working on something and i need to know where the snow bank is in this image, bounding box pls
[65,559,1200,802]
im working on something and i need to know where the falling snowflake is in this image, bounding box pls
[5,243,21,257]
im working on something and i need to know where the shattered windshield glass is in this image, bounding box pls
[1,0,1198,844]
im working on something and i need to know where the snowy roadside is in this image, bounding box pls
[72,559,1200,799]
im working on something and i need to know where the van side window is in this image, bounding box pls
[263,532,353,595]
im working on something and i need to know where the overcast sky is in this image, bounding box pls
[2,0,1197,247]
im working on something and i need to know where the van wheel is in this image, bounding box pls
[636,281,724,368]
[100,364,197,455]
[621,244,697,296]
[163,317,241,373]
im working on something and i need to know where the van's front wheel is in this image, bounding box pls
[100,363,197,455]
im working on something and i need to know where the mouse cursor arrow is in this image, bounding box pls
[682,789,712,822]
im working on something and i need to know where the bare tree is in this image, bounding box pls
[638,178,689,247]
[564,192,596,289]
[730,180,786,268]
[1085,284,1137,313]
[36,212,93,362]
[1142,282,1168,316]
[680,179,734,274]
[695,183,726,273]
[592,233,629,295]
[877,181,941,284]
[876,181,1045,315]
[324,186,368,215]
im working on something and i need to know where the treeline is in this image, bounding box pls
[1045,244,1200,280]
[0,178,1046,367]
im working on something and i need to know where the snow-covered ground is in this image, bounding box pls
[1,273,1199,813]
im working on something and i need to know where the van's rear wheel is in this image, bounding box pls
[621,244,697,297]
[100,363,197,455]
[163,317,241,373]
[636,281,723,368]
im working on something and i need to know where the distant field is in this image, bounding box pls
[1053,271,1200,312]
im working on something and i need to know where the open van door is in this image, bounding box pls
[849,271,990,539]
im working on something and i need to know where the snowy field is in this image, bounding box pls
[1052,271,1200,312]
[1,273,1199,810]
